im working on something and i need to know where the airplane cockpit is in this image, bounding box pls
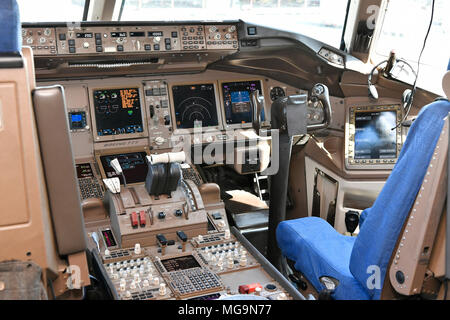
[1,0,450,305]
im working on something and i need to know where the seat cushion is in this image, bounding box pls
[277,217,369,300]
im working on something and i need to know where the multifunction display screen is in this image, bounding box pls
[221,80,262,125]
[93,88,143,137]
[76,163,94,179]
[99,152,148,184]
[172,84,218,129]
[161,255,201,272]
[354,111,397,160]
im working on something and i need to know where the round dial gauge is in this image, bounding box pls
[270,87,286,101]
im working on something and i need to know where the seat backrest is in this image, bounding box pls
[349,99,450,299]
[0,0,61,273]
[32,86,87,255]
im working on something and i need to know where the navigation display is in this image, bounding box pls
[172,84,218,129]
[221,80,262,125]
[354,111,397,160]
[99,152,148,184]
[93,88,143,137]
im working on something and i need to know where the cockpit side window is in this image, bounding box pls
[373,0,449,95]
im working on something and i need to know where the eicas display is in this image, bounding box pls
[93,88,144,136]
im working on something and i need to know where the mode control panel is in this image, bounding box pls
[144,80,173,150]
[22,24,239,56]
[55,26,181,54]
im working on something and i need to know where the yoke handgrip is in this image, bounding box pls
[307,84,332,131]
[251,89,265,135]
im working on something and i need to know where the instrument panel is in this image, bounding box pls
[42,71,308,199]
[22,23,239,56]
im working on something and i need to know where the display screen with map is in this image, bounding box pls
[172,84,219,129]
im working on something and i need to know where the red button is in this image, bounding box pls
[238,283,262,294]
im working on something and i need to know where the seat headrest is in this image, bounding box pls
[0,0,21,55]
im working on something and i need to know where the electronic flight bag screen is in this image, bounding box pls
[354,110,397,160]
[93,88,143,136]
[221,80,264,125]
[172,84,218,129]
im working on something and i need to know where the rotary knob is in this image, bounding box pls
[44,28,52,36]
[209,26,217,33]
[26,37,33,44]
[277,293,288,300]
[229,26,236,32]
[153,36,161,43]
[159,283,166,296]
[83,41,90,48]
[39,37,46,44]
[154,136,165,145]
[225,33,232,39]
[214,33,221,40]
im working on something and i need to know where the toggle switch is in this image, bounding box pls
[139,210,146,227]
[130,212,138,229]
[176,230,188,252]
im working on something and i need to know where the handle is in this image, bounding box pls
[307,84,332,131]
[250,90,265,135]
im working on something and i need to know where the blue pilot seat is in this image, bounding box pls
[277,99,450,299]
[0,0,21,55]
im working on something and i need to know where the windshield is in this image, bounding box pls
[375,0,450,95]
[119,0,349,49]
[17,0,86,22]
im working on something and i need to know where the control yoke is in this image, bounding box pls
[251,89,265,135]
[308,84,332,131]
[250,83,332,134]
[250,84,332,270]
